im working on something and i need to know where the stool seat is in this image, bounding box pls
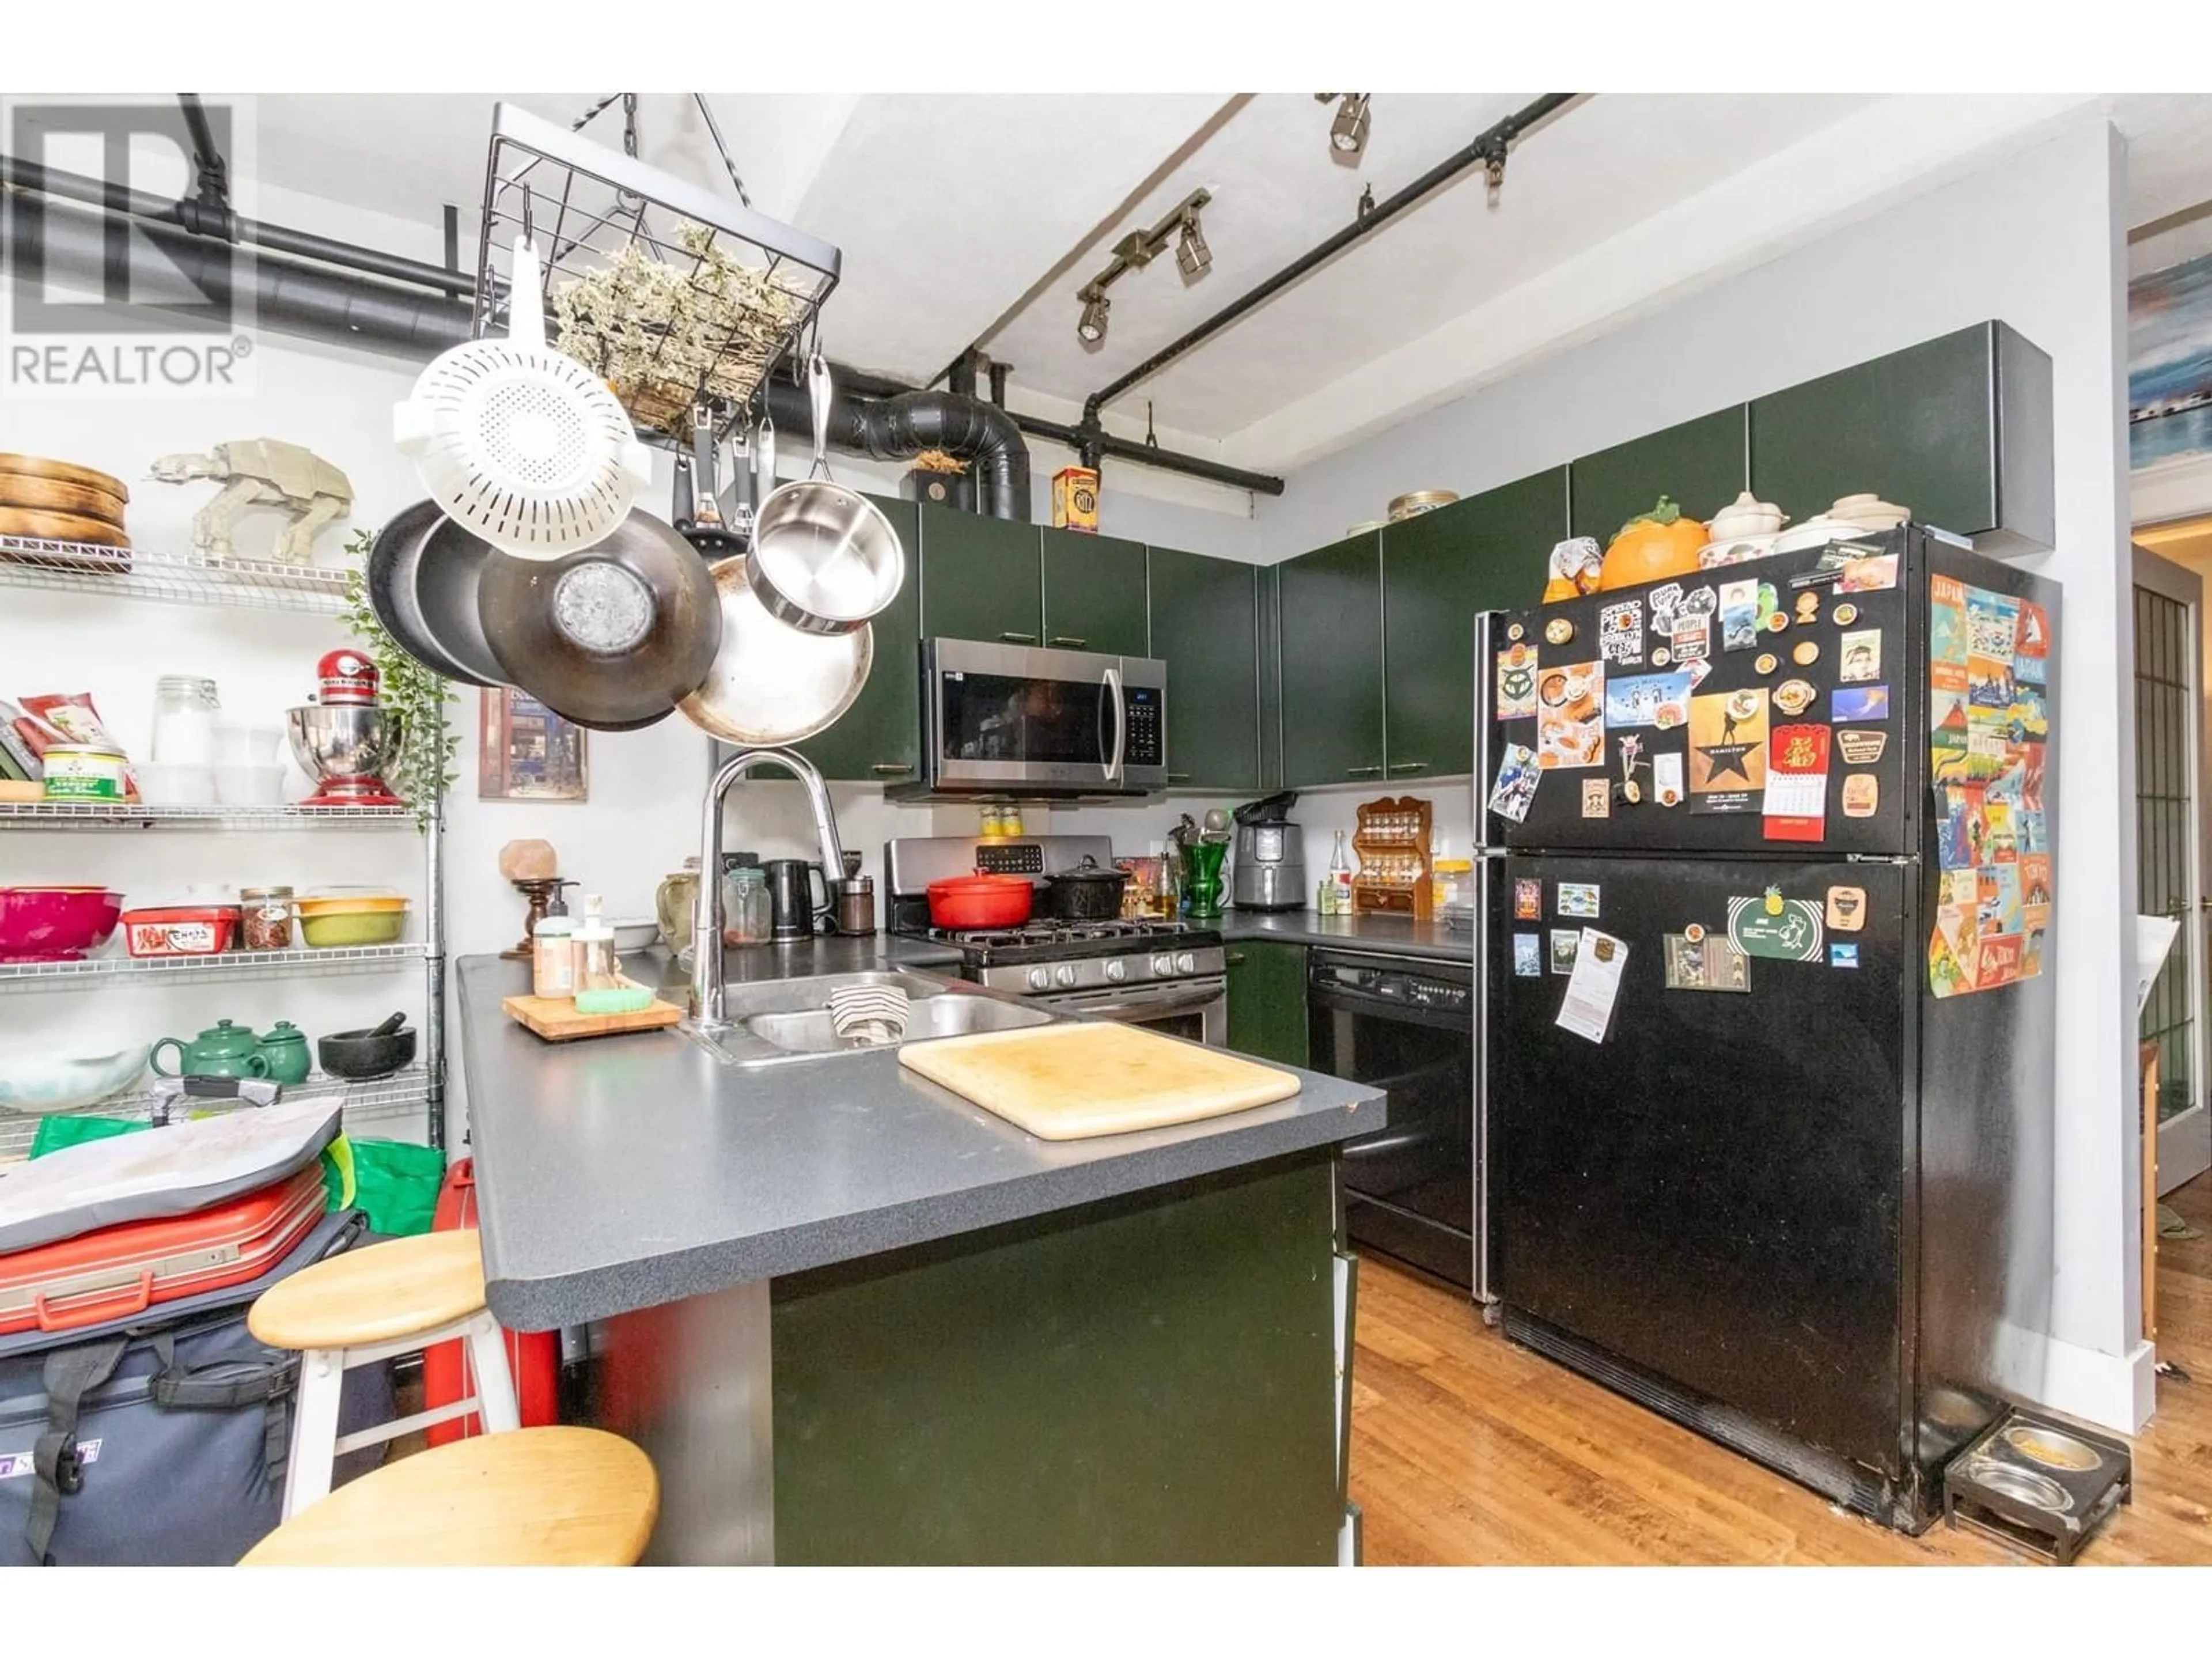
[249,1230,488,1351]
[240,1427,658,1566]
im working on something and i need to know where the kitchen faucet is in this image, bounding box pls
[691,747,846,1031]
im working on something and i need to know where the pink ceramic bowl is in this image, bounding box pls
[0,887,124,962]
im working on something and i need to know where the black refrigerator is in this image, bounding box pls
[1472,525,2061,1532]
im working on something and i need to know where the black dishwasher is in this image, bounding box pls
[1309,950,1475,1288]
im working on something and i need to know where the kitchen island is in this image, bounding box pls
[455,949,1384,1565]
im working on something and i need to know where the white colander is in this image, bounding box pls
[392,236,652,560]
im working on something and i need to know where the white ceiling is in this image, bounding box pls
[199,92,2212,472]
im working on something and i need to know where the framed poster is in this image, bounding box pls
[478,688,588,802]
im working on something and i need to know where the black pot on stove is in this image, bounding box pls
[1039,855,1130,922]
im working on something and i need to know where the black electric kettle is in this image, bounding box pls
[763,859,828,942]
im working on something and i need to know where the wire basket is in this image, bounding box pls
[475,102,842,441]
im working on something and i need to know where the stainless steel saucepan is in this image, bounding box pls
[745,354,904,635]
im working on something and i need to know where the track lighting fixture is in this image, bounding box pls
[1175,210,1210,280]
[1073,187,1213,343]
[1330,93,1370,156]
[1076,287,1110,346]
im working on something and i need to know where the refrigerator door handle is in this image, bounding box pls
[1471,849,1495,1305]
[1473,610,1500,854]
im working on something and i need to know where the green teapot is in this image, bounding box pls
[150,1018,269,1080]
[255,1021,312,1085]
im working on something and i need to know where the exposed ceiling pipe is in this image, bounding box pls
[1077,92,1580,440]
[5,185,1035,518]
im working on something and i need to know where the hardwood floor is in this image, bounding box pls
[1346,1172,2212,1565]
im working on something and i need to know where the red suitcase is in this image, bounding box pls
[420,1158,558,1442]
[0,1165,327,1338]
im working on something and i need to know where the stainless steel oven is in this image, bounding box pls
[910,638,1166,797]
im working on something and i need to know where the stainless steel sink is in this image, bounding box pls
[681,969,1054,1067]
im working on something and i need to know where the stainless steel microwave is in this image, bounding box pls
[903,638,1167,798]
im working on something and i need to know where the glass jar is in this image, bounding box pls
[151,676,220,766]
[1431,859,1474,912]
[239,885,294,951]
[722,866,772,946]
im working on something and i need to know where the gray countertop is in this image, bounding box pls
[1219,909,1473,964]
[457,949,1384,1330]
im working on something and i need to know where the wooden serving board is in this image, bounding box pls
[897,1022,1301,1141]
[0,474,127,522]
[0,453,128,501]
[502,993,681,1041]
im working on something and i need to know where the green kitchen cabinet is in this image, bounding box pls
[796,493,923,784]
[1569,407,1746,544]
[1040,528,1149,656]
[1277,532,1385,790]
[918,504,1043,644]
[1147,546,1260,793]
[1225,940,1309,1068]
[1382,468,1568,782]
[1749,320,2054,554]
[1257,565,1284,792]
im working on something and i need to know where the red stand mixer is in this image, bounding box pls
[287,649,406,808]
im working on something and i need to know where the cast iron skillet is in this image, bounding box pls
[475,509,723,731]
[366,501,499,687]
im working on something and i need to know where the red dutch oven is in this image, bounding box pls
[926,874,1034,930]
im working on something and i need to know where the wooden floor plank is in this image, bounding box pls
[1347,1172,2212,1565]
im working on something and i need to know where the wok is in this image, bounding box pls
[476,509,723,730]
[366,501,501,687]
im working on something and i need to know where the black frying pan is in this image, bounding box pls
[367,501,498,687]
[475,510,723,730]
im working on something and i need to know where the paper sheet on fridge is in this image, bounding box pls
[1556,927,1628,1043]
[2138,914,2182,1017]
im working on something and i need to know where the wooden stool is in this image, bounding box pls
[240,1427,657,1566]
[248,1230,520,1518]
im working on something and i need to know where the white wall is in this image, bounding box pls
[1242,122,2146,1431]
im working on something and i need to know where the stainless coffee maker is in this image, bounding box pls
[1230,791,1305,912]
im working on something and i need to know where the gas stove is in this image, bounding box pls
[884,834,1229,1009]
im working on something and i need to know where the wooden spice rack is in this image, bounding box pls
[1351,796,1434,919]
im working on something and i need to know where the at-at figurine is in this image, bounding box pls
[147,440,353,564]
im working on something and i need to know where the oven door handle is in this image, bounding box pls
[1061,984,1224,1022]
[1101,665,1126,783]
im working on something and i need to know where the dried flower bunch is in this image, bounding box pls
[911,449,969,475]
[553,220,810,437]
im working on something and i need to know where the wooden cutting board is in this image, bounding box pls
[897,1022,1302,1141]
[502,993,681,1041]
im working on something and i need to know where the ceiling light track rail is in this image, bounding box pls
[1075,91,1578,442]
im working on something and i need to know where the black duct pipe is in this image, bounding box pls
[1081,92,1578,424]
[6,186,1036,518]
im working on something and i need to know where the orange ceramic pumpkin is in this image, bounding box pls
[1599,496,1707,590]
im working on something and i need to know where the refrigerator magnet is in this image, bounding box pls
[1843,774,1880,817]
[1548,929,1582,974]
[1832,684,1889,722]
[1829,943,1861,969]
[1664,931,1749,993]
[1754,652,1779,676]
[1794,590,1822,623]
[1766,610,1790,634]
[1726,887,1824,961]
[1831,601,1859,627]
[1556,881,1601,919]
[1599,599,1644,665]
[1487,743,1542,823]
[1544,616,1577,646]
[1791,639,1820,666]
[1762,724,1831,842]
[1653,751,1684,807]
[1835,729,1887,765]
[1513,933,1543,976]
[1826,886,1867,931]
[1838,629,1881,683]
[1495,643,1540,720]
[1513,877,1543,921]
[1771,679,1817,718]
[1580,777,1611,818]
